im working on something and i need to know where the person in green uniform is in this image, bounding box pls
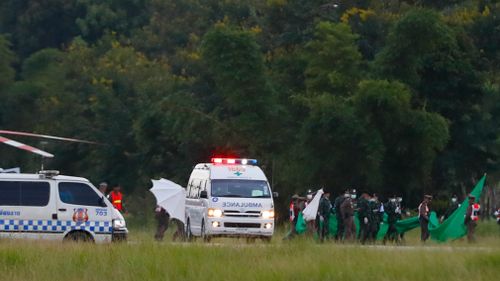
[318,190,332,242]
[357,193,371,244]
[334,190,348,241]
[368,194,383,242]
[384,197,399,243]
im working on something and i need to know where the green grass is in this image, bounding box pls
[1,221,499,281]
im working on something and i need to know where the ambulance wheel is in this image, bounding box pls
[186,220,194,242]
[65,231,93,243]
[201,221,211,243]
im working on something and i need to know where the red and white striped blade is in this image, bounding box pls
[0,136,54,158]
[0,130,98,144]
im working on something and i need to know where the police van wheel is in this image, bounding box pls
[201,221,211,243]
[64,231,93,243]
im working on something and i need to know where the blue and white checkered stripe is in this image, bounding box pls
[0,219,112,233]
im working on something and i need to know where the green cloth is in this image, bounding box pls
[394,216,420,234]
[374,211,439,239]
[296,212,307,234]
[430,175,486,242]
[295,212,360,239]
[376,213,389,240]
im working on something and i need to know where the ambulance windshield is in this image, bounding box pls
[211,180,271,198]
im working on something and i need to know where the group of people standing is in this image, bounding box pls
[418,194,481,242]
[288,188,483,243]
[287,189,403,243]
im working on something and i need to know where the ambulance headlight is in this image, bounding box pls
[208,208,223,218]
[113,219,126,230]
[261,210,275,219]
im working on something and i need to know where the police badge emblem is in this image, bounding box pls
[72,208,89,223]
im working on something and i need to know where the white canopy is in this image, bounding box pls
[302,189,324,222]
[149,178,186,224]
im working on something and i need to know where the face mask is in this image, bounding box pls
[397,198,402,203]
[351,194,356,199]
[369,198,375,202]
[344,193,350,198]
[452,198,457,203]
[390,199,396,203]
[307,195,312,200]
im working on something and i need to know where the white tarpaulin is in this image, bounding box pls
[302,189,324,222]
[149,178,186,224]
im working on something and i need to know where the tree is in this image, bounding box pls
[0,0,84,58]
[0,35,15,95]
[201,23,283,156]
[352,80,449,197]
[304,22,362,96]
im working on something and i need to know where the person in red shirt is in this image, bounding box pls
[108,184,126,213]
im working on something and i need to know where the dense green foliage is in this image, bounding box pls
[1,0,500,212]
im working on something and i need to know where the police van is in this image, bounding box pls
[0,170,128,243]
[185,158,277,242]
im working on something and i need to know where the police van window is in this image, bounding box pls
[58,182,102,206]
[0,181,50,206]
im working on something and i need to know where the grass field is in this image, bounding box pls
[1,221,499,281]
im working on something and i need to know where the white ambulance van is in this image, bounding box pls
[185,158,277,242]
[0,170,128,243]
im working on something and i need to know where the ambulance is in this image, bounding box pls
[185,158,277,242]
[0,170,128,242]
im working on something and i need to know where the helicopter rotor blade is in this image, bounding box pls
[0,136,54,158]
[0,130,99,145]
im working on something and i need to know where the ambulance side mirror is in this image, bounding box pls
[200,190,208,199]
[273,192,279,198]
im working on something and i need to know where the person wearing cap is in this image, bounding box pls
[98,182,108,195]
[357,193,371,244]
[368,193,383,241]
[340,190,356,241]
[464,195,480,243]
[318,190,332,242]
[384,196,399,243]
[418,195,432,242]
[334,190,349,241]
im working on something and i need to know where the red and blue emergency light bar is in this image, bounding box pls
[211,158,258,165]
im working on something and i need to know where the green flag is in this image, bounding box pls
[430,174,486,242]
